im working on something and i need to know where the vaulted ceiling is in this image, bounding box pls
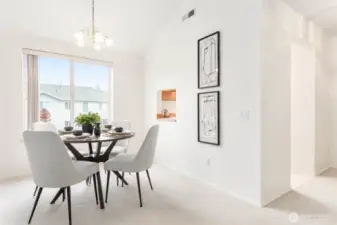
[0,0,183,53]
[283,0,337,29]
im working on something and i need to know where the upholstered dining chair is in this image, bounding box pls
[104,124,159,207]
[103,120,131,154]
[23,131,99,225]
[102,120,131,186]
[33,122,58,133]
[32,122,58,197]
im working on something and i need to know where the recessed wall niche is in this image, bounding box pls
[157,89,177,122]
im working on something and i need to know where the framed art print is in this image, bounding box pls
[198,31,220,89]
[198,91,220,145]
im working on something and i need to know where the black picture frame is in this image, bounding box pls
[198,31,220,89]
[197,91,220,145]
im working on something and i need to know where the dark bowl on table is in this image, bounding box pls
[114,127,124,133]
[73,130,83,136]
[104,125,112,130]
[64,126,73,132]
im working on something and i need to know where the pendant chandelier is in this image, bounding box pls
[73,0,113,50]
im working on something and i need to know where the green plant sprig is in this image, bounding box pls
[75,112,101,126]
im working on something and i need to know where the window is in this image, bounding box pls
[39,56,70,128]
[40,101,50,109]
[74,62,110,121]
[64,120,71,127]
[24,54,112,130]
[65,102,71,110]
[82,102,89,113]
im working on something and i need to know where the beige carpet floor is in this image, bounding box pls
[1,165,337,225]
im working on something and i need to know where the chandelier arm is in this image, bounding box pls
[74,0,112,49]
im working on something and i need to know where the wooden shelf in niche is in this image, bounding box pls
[162,90,176,101]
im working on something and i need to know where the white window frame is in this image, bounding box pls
[23,50,113,130]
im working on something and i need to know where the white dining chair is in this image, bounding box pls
[32,122,58,197]
[105,120,131,154]
[111,120,131,185]
[33,122,58,133]
[101,120,131,186]
[104,124,159,207]
[23,131,100,225]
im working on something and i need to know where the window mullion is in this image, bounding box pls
[70,61,75,125]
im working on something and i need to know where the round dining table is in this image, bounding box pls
[50,132,135,209]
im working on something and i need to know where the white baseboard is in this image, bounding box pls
[157,163,262,207]
[261,188,292,207]
[316,165,331,175]
[0,174,31,184]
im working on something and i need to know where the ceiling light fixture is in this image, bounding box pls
[73,0,113,50]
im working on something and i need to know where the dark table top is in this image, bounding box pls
[62,132,135,144]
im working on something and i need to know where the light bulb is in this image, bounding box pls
[105,38,113,47]
[94,43,101,51]
[74,30,84,40]
[77,40,84,47]
[94,32,104,43]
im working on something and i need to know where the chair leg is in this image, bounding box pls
[28,187,43,224]
[121,172,125,187]
[66,187,72,225]
[50,188,64,204]
[33,186,38,197]
[146,170,154,190]
[113,171,129,185]
[63,189,66,202]
[136,172,143,207]
[92,174,98,205]
[105,171,110,203]
[116,176,119,186]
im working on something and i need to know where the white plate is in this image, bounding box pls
[63,133,91,139]
[107,130,132,135]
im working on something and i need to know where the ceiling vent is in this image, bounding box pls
[182,9,195,22]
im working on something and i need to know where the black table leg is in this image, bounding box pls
[88,143,93,155]
[50,188,64,204]
[113,171,128,185]
[95,172,105,209]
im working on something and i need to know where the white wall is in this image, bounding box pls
[328,37,337,168]
[144,0,333,206]
[290,42,315,177]
[0,31,144,180]
[260,0,332,205]
[314,31,331,174]
[260,0,291,205]
[145,0,263,205]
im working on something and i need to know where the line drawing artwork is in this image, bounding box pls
[198,32,220,88]
[198,92,219,145]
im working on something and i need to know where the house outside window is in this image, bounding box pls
[65,102,71,110]
[23,54,112,130]
[83,102,89,113]
[64,120,71,127]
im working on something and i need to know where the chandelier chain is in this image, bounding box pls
[92,0,95,38]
